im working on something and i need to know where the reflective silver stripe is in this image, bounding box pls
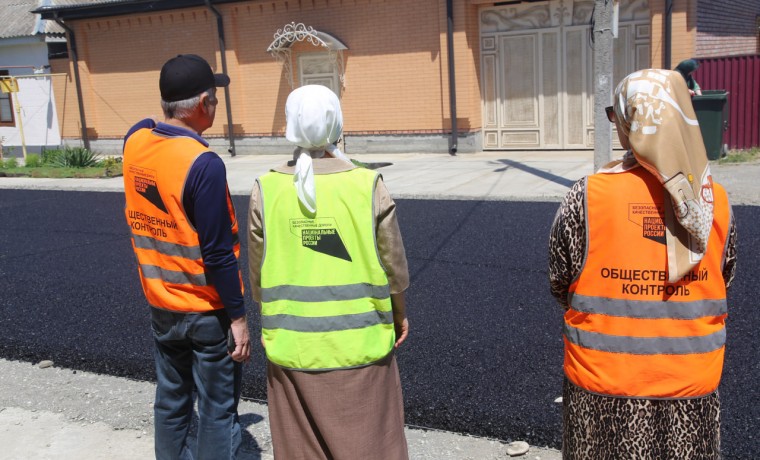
[132,235,203,260]
[140,264,208,286]
[563,323,726,355]
[262,310,393,332]
[569,293,727,319]
[261,283,390,303]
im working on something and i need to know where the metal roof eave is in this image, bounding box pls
[33,0,244,21]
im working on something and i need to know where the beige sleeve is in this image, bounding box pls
[247,180,264,303]
[374,177,410,294]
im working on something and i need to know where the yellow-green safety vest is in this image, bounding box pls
[258,167,395,371]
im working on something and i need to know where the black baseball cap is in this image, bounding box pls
[159,54,230,102]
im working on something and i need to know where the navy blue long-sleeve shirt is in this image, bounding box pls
[124,119,245,318]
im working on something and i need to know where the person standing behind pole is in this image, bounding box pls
[123,54,251,460]
[675,58,703,96]
[248,85,410,460]
[549,69,737,458]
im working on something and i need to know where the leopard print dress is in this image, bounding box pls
[549,176,738,460]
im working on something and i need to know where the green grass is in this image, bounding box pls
[716,148,760,164]
[0,163,122,178]
[0,147,122,178]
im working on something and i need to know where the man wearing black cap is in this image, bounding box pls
[122,54,250,459]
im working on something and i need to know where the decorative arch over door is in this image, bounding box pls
[267,22,348,92]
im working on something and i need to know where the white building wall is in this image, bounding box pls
[0,37,62,153]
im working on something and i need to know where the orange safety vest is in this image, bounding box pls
[123,128,241,313]
[565,167,730,399]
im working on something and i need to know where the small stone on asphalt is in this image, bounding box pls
[506,440,530,456]
[38,360,54,369]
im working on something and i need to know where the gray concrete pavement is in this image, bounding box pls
[0,150,756,459]
[0,151,756,205]
[1,151,593,200]
[0,358,561,459]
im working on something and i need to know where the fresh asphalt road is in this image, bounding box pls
[0,190,757,458]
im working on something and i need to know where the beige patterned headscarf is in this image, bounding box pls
[609,69,715,283]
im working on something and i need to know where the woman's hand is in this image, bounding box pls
[394,313,409,348]
[391,292,409,348]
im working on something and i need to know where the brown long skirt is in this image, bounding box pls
[267,353,409,460]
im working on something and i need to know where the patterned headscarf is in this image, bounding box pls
[285,85,350,214]
[611,69,714,283]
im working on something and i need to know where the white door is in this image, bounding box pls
[298,53,340,95]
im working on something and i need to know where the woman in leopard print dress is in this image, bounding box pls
[549,70,737,459]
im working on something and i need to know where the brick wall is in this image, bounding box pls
[58,8,220,139]
[53,0,482,141]
[49,58,81,140]
[696,0,760,57]
[436,0,481,132]
[649,0,697,69]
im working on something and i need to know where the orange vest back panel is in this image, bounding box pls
[123,128,240,312]
[565,167,730,398]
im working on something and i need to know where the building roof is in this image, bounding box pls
[39,0,151,8]
[33,0,243,21]
[0,0,65,39]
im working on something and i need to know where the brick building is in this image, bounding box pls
[696,0,760,57]
[34,0,760,154]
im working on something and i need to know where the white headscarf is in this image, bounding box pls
[285,85,351,214]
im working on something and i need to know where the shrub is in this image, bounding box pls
[100,156,123,177]
[99,156,123,168]
[2,157,18,169]
[25,154,42,168]
[51,146,101,168]
[41,148,61,165]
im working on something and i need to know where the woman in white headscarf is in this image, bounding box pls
[248,85,410,459]
[549,70,737,458]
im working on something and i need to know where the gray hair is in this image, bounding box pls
[161,87,215,120]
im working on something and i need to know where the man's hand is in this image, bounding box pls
[229,315,251,363]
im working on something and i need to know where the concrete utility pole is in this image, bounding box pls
[592,0,614,172]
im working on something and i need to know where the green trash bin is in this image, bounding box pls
[691,90,729,160]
